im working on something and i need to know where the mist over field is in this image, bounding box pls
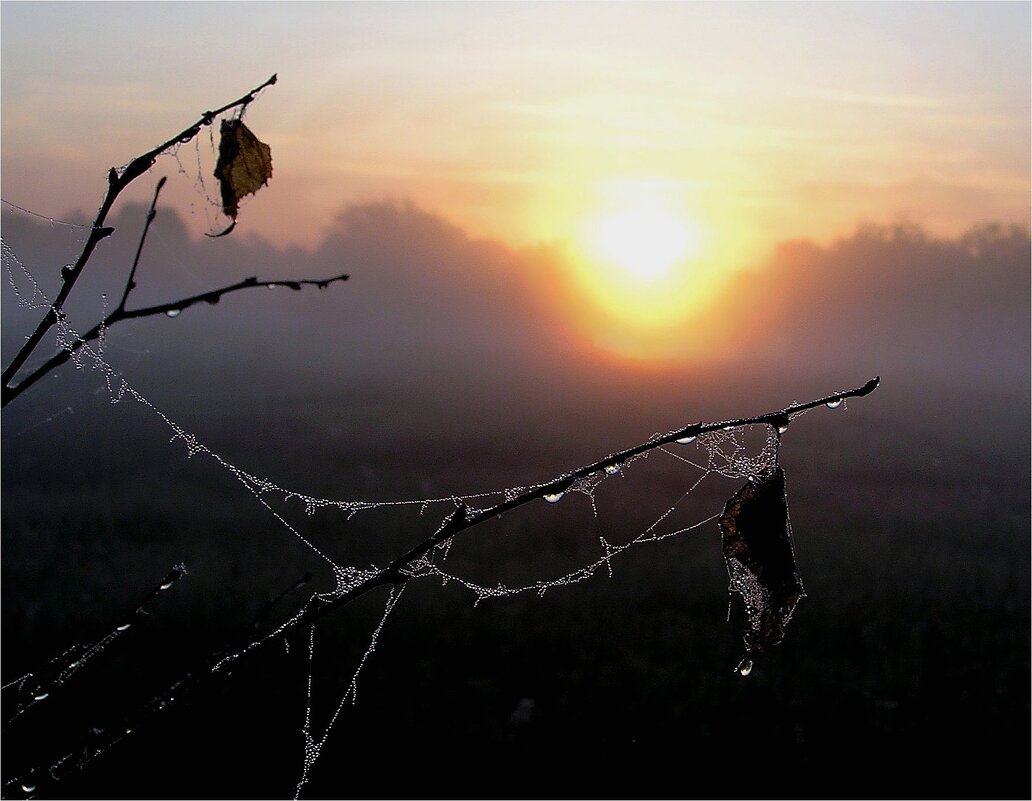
[2,201,1028,798]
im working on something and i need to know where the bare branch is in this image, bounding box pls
[1,75,277,402]
[3,377,880,794]
[292,376,883,629]
[116,178,167,314]
[1,271,349,407]
[3,564,187,727]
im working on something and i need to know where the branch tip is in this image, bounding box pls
[857,376,881,396]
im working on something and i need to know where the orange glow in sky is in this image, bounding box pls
[1,3,1029,361]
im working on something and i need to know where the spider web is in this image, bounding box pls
[0,212,838,798]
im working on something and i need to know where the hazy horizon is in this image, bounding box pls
[2,3,1028,799]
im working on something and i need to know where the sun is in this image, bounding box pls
[583,206,702,281]
[566,192,729,359]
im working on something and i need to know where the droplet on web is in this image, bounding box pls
[826,399,842,409]
[675,434,696,445]
[603,463,621,475]
[736,658,753,677]
[543,492,564,504]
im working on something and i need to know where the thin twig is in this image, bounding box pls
[116,178,167,314]
[6,570,312,793]
[2,270,349,406]
[3,564,187,726]
[1,75,277,405]
[251,572,314,633]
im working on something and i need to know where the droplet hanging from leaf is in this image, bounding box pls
[719,465,805,673]
[209,118,273,237]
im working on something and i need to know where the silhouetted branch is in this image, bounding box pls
[251,572,314,633]
[2,268,348,406]
[289,376,882,630]
[3,564,186,727]
[1,74,277,406]
[116,177,167,314]
[5,569,310,795]
[4,377,880,795]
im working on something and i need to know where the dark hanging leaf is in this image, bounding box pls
[719,466,804,673]
[208,119,273,237]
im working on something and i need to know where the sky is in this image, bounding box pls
[1,1,1030,360]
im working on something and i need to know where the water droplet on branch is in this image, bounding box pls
[543,492,564,504]
[165,309,181,318]
[737,658,753,676]
[826,399,842,409]
[603,463,621,475]
[675,434,697,445]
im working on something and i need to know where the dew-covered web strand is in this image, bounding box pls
[294,585,405,799]
[2,238,54,313]
[1,199,98,230]
[408,465,721,605]
[3,241,342,569]
[1,236,842,797]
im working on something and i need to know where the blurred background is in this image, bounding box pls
[2,3,1029,799]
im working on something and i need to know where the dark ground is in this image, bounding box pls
[2,362,1028,800]
[1,207,1029,799]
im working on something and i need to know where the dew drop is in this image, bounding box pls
[21,782,36,793]
[32,692,49,701]
[159,580,175,590]
[737,658,753,677]
[603,463,621,476]
[826,399,842,409]
[165,308,181,318]
[266,283,277,290]
[116,622,131,631]
[777,421,790,434]
[543,492,564,504]
[675,434,696,445]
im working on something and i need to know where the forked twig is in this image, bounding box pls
[1,74,278,407]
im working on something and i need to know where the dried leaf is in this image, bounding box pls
[719,466,804,672]
[210,119,272,236]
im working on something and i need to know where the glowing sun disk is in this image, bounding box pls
[585,208,700,280]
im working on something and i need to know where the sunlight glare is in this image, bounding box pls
[584,207,701,281]
[565,188,738,361]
